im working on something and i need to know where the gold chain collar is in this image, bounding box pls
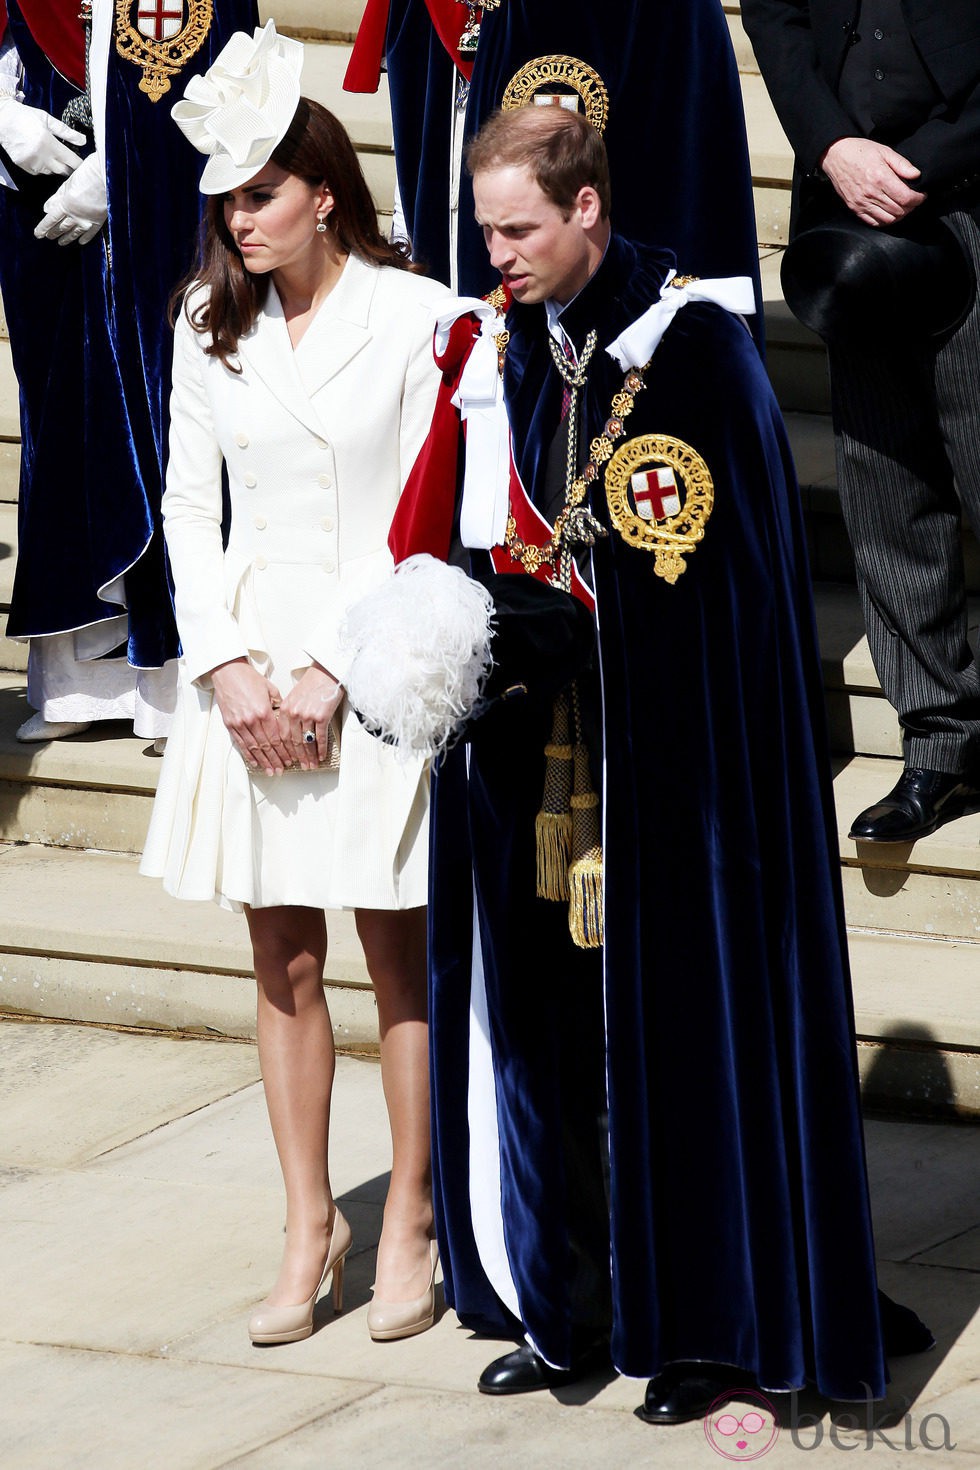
[504,358,650,581]
[500,274,700,583]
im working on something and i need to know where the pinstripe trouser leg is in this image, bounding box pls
[828,209,980,775]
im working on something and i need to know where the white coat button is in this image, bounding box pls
[317,473,333,489]
[322,558,336,574]
[320,515,334,533]
[254,554,268,570]
[315,436,329,450]
[254,514,267,530]
[244,472,257,488]
[236,432,249,448]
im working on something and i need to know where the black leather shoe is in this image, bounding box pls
[639,1370,731,1425]
[848,767,979,843]
[879,1290,936,1356]
[478,1343,601,1395]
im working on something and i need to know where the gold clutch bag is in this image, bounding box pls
[322,713,341,771]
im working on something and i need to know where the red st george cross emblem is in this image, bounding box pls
[631,466,681,521]
[137,0,185,41]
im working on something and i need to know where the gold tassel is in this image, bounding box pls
[568,856,604,949]
[568,721,603,949]
[535,691,573,900]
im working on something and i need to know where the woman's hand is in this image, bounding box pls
[210,658,293,775]
[278,663,344,771]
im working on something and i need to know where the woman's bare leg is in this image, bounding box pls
[356,905,433,1301]
[247,903,338,1307]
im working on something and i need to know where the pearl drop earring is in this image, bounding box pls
[315,215,328,234]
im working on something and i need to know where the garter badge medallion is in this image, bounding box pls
[501,55,609,135]
[605,435,714,583]
[116,0,214,101]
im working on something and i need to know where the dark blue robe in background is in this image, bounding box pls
[0,0,256,667]
[361,0,762,324]
[429,235,888,1399]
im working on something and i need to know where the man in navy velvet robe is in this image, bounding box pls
[423,105,911,1420]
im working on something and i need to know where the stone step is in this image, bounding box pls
[0,340,17,440]
[726,2,758,75]
[0,593,952,848]
[297,35,392,152]
[0,674,157,851]
[848,927,980,1115]
[0,439,18,503]
[0,578,933,856]
[0,811,975,1111]
[818,583,980,759]
[743,72,793,247]
[834,751,980,1114]
[816,583,901,761]
[761,248,830,415]
[0,499,14,607]
[835,752,980,880]
[0,578,900,860]
[263,0,367,41]
[0,841,376,1046]
[0,617,26,672]
[1,494,25,671]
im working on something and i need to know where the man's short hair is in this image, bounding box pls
[465,107,612,219]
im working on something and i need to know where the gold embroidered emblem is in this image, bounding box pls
[501,55,610,135]
[605,435,714,583]
[115,0,214,102]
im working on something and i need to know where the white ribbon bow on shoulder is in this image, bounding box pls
[434,298,513,551]
[606,271,757,370]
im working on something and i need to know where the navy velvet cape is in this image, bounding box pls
[383,0,762,325]
[428,235,888,1399]
[0,0,255,665]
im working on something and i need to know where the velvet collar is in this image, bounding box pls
[503,235,676,505]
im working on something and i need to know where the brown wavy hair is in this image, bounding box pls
[174,97,420,368]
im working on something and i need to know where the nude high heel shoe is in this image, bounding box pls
[248,1207,353,1346]
[367,1238,439,1342]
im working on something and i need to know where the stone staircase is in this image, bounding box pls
[0,1,977,1113]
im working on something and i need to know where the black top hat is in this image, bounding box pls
[781,206,975,347]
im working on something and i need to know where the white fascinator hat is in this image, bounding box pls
[172,19,304,194]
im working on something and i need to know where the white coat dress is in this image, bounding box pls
[141,254,449,911]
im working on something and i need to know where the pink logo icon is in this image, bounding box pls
[704,1389,780,1461]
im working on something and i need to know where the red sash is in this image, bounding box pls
[17,0,86,89]
[344,0,474,92]
[391,313,595,613]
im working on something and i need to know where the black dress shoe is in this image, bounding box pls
[477,1343,602,1395]
[879,1290,936,1356]
[639,1369,731,1425]
[848,767,979,843]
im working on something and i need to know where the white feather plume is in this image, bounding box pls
[342,554,495,758]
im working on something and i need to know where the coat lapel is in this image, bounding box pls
[293,253,378,400]
[236,289,324,441]
[235,257,378,439]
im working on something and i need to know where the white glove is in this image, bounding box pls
[0,95,85,176]
[35,152,107,246]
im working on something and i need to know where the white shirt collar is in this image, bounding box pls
[543,236,611,358]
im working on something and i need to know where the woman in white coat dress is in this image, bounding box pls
[142,32,450,1347]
